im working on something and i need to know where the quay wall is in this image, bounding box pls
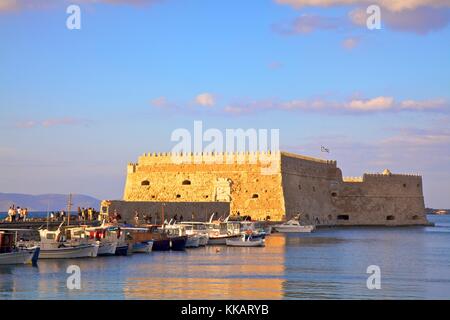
[101,200,230,223]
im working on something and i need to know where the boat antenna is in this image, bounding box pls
[209,212,215,223]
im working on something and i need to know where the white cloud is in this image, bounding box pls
[195,93,216,107]
[275,0,450,12]
[347,96,394,111]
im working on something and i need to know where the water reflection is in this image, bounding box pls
[124,236,286,299]
[1,216,450,299]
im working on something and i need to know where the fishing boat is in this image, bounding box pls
[273,218,315,233]
[141,225,171,251]
[179,222,209,246]
[0,230,40,265]
[164,222,200,248]
[205,214,241,245]
[239,221,272,239]
[38,225,99,259]
[160,222,188,250]
[85,225,119,256]
[226,234,265,247]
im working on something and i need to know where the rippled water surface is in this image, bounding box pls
[1,215,449,300]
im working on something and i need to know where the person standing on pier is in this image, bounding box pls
[7,206,14,222]
[134,211,140,226]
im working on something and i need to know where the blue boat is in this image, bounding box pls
[115,244,129,256]
[170,236,187,251]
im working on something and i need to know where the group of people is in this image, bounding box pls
[5,205,29,222]
[77,207,100,221]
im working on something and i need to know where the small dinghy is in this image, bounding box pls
[226,234,265,247]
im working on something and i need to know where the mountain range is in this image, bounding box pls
[0,193,101,212]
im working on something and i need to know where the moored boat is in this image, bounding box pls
[226,234,265,247]
[0,230,40,265]
[38,225,99,259]
[132,241,153,253]
[273,218,315,233]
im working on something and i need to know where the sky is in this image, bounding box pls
[0,0,449,208]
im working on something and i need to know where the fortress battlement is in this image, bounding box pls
[136,150,283,165]
[121,150,427,226]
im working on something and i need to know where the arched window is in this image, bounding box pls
[252,194,259,199]
[182,180,191,185]
[331,192,337,197]
[176,194,181,198]
[386,215,395,221]
[141,180,150,186]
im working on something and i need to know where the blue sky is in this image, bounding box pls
[1,0,449,207]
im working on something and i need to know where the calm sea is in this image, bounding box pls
[1,215,449,300]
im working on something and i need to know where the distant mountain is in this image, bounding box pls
[0,193,101,212]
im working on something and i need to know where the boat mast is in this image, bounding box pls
[67,193,73,226]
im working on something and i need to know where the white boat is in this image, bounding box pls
[98,241,117,256]
[205,214,242,245]
[1,229,40,265]
[226,234,265,247]
[198,235,209,246]
[84,225,119,256]
[273,218,315,233]
[132,241,153,253]
[179,222,209,246]
[185,235,200,248]
[0,247,40,265]
[39,243,99,259]
[38,225,99,259]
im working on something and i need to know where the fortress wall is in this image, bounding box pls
[280,153,342,224]
[101,200,230,224]
[331,174,427,226]
[123,152,286,221]
[280,153,428,226]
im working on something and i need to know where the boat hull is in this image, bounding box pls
[152,239,171,251]
[208,235,241,245]
[185,236,200,248]
[273,225,315,233]
[133,241,154,253]
[98,242,117,256]
[198,235,209,246]
[226,239,265,247]
[115,244,129,256]
[170,236,187,251]
[0,248,39,265]
[39,244,98,259]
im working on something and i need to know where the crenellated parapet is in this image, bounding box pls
[136,150,282,165]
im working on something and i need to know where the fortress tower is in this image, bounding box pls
[121,151,428,226]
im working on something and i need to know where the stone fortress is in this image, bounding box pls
[105,150,429,226]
